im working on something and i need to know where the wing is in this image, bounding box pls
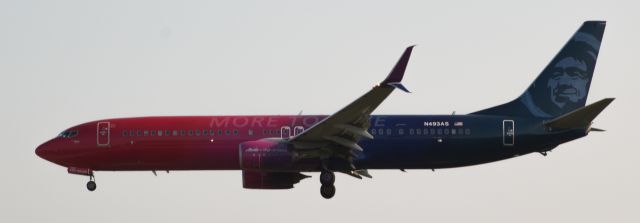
[289,46,415,176]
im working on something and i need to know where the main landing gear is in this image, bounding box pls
[86,175,97,191]
[319,170,335,199]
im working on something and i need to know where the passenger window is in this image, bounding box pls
[151,130,156,136]
[437,129,443,135]
[218,130,223,135]
[248,129,253,136]
[233,130,238,135]
[137,130,142,136]
[188,130,193,136]
[451,129,456,135]
[123,131,128,137]
[465,128,471,135]
[430,129,436,135]
[371,129,377,135]
[202,129,207,136]
[444,129,449,135]
[398,129,404,135]
[144,130,149,136]
[157,130,163,136]
[226,130,230,135]
[409,129,414,135]
[195,130,201,136]
[386,129,392,135]
[180,130,186,136]
[416,129,421,135]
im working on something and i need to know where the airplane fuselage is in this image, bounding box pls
[36,115,586,172]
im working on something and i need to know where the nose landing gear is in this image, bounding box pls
[67,167,96,191]
[86,175,96,191]
[319,170,335,199]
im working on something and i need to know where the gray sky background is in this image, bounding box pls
[1,0,638,222]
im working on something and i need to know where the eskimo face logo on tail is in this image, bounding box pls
[546,32,599,109]
[548,56,590,108]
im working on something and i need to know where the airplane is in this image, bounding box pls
[36,21,612,199]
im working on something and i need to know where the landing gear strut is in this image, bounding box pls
[86,175,97,191]
[319,170,335,199]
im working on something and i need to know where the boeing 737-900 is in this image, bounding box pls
[36,21,612,199]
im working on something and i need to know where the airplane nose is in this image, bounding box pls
[35,141,55,161]
[35,139,74,166]
[35,143,47,159]
[35,145,43,158]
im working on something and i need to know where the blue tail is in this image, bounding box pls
[473,21,606,118]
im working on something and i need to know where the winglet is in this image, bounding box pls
[381,45,415,92]
[387,82,411,93]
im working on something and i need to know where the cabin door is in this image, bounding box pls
[97,122,110,147]
[293,126,305,136]
[281,126,291,139]
[503,120,514,146]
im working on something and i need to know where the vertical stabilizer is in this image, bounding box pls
[473,21,606,118]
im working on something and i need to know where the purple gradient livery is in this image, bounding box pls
[36,21,613,199]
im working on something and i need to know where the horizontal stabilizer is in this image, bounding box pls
[544,98,614,129]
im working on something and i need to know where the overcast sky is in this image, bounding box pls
[1,0,638,222]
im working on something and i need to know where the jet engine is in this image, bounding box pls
[242,170,309,189]
[239,139,295,171]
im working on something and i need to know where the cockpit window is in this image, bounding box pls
[58,130,79,138]
[58,131,69,138]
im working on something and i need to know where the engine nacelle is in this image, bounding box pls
[242,171,309,189]
[239,139,295,171]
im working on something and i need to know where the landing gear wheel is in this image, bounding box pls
[320,170,335,185]
[86,175,96,191]
[86,181,97,191]
[320,185,336,199]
